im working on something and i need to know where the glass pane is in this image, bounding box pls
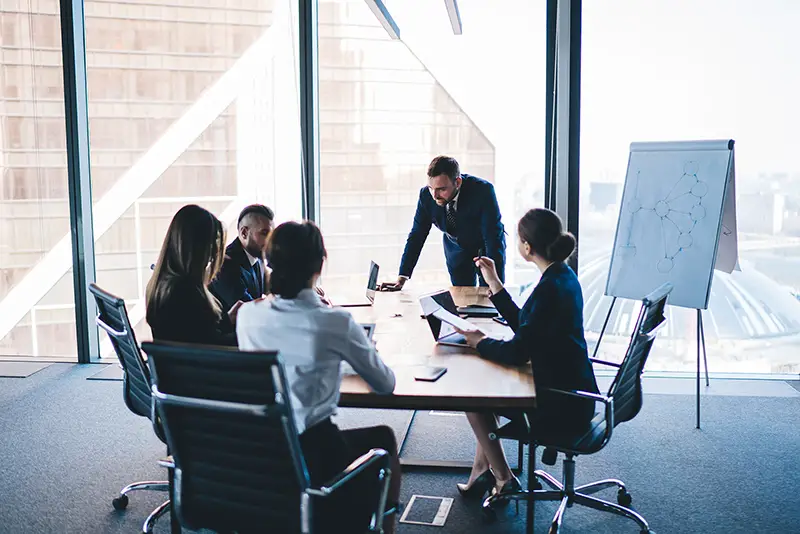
[0,1,77,359]
[85,0,302,356]
[318,0,544,293]
[580,0,800,374]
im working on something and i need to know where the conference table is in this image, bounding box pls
[339,285,537,469]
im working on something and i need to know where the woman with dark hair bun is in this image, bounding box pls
[236,220,402,534]
[451,208,600,505]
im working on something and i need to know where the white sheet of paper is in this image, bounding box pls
[419,295,442,317]
[606,140,739,309]
[432,307,477,332]
[714,153,740,273]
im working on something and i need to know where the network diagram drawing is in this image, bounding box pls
[618,161,709,273]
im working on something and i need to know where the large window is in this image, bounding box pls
[0,0,77,359]
[318,0,544,292]
[84,0,303,355]
[580,0,800,374]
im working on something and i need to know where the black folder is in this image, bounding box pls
[456,305,498,318]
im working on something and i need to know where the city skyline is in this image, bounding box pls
[386,0,800,183]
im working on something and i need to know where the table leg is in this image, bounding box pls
[169,467,180,534]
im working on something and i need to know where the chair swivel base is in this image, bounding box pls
[143,499,171,534]
[111,480,171,534]
[112,480,169,509]
[482,469,653,534]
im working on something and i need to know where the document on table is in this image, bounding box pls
[432,307,477,332]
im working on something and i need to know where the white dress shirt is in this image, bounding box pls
[243,248,262,269]
[236,288,396,434]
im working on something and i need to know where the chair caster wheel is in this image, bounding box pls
[617,488,632,507]
[112,494,129,510]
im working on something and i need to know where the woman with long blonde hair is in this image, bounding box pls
[146,204,242,346]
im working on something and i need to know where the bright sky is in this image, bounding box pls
[385,0,800,186]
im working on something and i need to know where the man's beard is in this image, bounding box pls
[447,186,460,202]
[245,242,264,260]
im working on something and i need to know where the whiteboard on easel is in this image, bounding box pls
[605,140,738,310]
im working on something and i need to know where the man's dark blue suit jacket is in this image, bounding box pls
[209,238,265,313]
[399,174,506,285]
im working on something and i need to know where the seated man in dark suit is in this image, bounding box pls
[210,204,273,312]
[380,155,506,290]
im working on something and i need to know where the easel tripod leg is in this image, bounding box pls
[699,311,709,386]
[592,297,617,359]
[696,309,701,429]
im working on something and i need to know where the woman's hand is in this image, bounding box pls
[454,324,487,348]
[227,300,244,325]
[473,256,503,294]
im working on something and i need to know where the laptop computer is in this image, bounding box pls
[335,261,379,308]
[361,323,376,340]
[419,290,469,347]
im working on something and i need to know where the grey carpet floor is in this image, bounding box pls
[0,361,52,378]
[1,364,799,534]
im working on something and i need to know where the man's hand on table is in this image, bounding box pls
[379,276,407,292]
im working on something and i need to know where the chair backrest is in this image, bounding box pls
[89,283,152,419]
[607,282,672,426]
[141,341,309,534]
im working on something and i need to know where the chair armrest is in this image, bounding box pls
[547,388,610,405]
[309,448,391,496]
[589,357,621,368]
[306,449,393,532]
[546,388,616,448]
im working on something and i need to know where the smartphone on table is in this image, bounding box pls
[414,366,447,382]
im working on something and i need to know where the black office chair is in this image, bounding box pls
[141,341,394,534]
[485,282,673,534]
[88,283,171,534]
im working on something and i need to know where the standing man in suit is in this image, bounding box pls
[210,204,273,312]
[380,156,506,290]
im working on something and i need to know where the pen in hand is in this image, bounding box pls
[475,248,485,282]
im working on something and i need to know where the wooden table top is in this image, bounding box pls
[340,286,536,411]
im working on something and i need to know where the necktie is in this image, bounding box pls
[445,200,457,236]
[252,261,263,297]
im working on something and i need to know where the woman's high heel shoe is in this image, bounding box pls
[489,476,523,508]
[456,470,496,499]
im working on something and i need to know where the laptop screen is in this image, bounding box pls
[419,290,460,341]
[366,261,379,300]
[361,323,376,340]
[428,290,459,315]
